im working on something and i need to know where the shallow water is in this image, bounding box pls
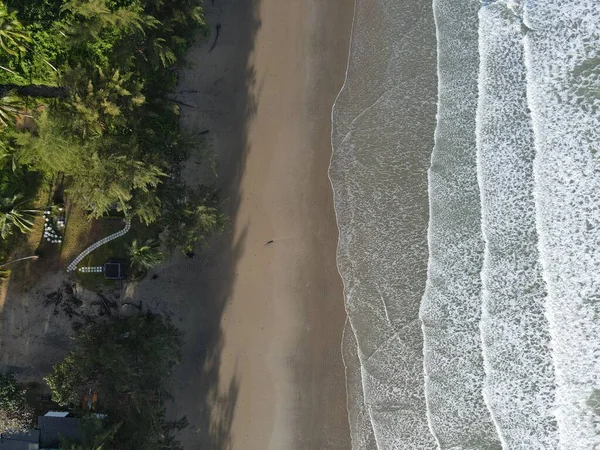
[420,0,500,447]
[331,0,600,448]
[330,0,438,447]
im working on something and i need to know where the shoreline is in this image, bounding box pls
[130,0,355,448]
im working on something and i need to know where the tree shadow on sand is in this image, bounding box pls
[136,0,263,448]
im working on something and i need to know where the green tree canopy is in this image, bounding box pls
[127,238,162,274]
[46,314,185,450]
[161,185,226,254]
[0,91,27,129]
[0,0,217,256]
[0,3,31,57]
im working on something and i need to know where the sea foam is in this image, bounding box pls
[420,0,501,447]
[523,0,600,447]
[330,0,438,447]
[477,2,558,448]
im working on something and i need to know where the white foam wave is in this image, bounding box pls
[420,0,501,447]
[476,2,558,448]
[343,319,378,450]
[523,0,600,447]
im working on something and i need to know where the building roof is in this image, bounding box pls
[36,416,81,448]
[0,430,40,450]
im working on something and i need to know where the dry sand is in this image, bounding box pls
[129,0,355,449]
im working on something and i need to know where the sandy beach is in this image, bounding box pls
[129,0,354,448]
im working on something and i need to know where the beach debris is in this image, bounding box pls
[168,97,196,109]
[265,240,274,245]
[45,282,82,317]
[122,300,143,311]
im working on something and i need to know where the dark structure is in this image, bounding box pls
[103,258,127,280]
[37,416,81,448]
[0,430,40,450]
[0,416,82,450]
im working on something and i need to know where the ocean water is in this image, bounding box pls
[523,0,600,447]
[330,0,438,447]
[331,0,600,448]
[477,3,557,448]
[420,0,500,446]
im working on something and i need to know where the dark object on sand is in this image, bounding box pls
[122,300,143,311]
[185,251,195,259]
[265,240,274,245]
[209,24,221,53]
[169,98,196,109]
[151,274,159,280]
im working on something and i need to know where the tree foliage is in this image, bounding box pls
[46,314,185,450]
[0,3,31,57]
[127,238,163,273]
[59,0,159,45]
[0,193,37,239]
[161,185,227,254]
[61,418,121,450]
[0,372,34,434]
[0,0,219,257]
[0,91,27,129]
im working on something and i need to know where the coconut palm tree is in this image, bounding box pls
[0,91,29,129]
[60,0,159,45]
[127,238,163,273]
[0,4,31,56]
[0,194,38,239]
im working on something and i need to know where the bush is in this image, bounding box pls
[127,238,163,274]
[0,372,34,434]
[45,314,185,450]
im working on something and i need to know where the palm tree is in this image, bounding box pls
[0,194,38,239]
[127,238,163,273]
[0,91,29,129]
[60,0,159,44]
[0,5,65,99]
[0,4,31,56]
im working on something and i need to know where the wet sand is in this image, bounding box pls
[130,0,355,448]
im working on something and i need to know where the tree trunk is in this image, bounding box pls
[0,255,39,269]
[0,84,68,99]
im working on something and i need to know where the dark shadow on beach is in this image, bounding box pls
[130,0,262,448]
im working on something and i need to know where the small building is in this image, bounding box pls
[0,413,81,450]
[103,258,127,280]
[37,415,81,449]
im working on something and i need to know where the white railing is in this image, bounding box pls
[67,219,131,272]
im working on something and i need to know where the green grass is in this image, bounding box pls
[73,217,161,289]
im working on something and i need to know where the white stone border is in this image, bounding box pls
[67,219,131,272]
